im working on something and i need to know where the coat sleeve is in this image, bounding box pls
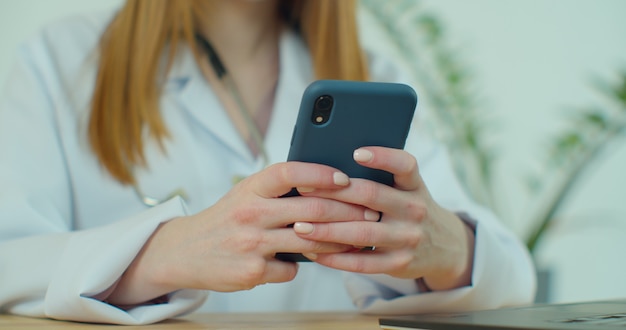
[0,30,206,325]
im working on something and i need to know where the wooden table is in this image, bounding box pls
[0,312,381,329]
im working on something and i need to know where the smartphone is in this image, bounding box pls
[275,80,418,262]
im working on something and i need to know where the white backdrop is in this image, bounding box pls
[1,0,625,304]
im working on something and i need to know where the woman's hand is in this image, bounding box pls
[292,147,475,292]
[105,162,380,306]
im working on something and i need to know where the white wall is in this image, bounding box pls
[0,0,122,82]
[1,0,625,304]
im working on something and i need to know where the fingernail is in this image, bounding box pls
[353,149,373,163]
[333,172,350,186]
[297,187,315,193]
[364,209,380,221]
[293,222,314,234]
[303,253,318,260]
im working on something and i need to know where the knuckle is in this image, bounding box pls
[405,200,427,221]
[229,206,256,225]
[354,226,375,246]
[229,229,264,253]
[404,156,419,176]
[350,257,368,273]
[304,199,328,219]
[284,265,298,281]
[391,251,414,271]
[230,202,270,226]
[310,223,330,238]
[274,163,297,186]
[275,263,298,283]
[402,228,423,250]
[238,258,267,286]
[305,240,328,252]
[359,182,380,205]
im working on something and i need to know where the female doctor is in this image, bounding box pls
[0,0,536,325]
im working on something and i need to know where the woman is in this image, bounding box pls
[0,0,536,325]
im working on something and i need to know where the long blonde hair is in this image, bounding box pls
[89,0,368,184]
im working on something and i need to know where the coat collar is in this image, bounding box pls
[167,28,313,166]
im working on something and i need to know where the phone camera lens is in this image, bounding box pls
[311,95,333,125]
[315,95,333,112]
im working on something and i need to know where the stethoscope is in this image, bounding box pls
[133,34,270,207]
[133,184,189,208]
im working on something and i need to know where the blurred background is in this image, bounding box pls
[1,0,625,304]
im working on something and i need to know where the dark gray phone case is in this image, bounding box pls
[275,80,418,262]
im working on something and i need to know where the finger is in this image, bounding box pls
[249,162,350,198]
[258,259,299,284]
[263,196,381,228]
[353,147,423,191]
[263,228,354,255]
[298,178,425,219]
[306,251,400,275]
[292,221,410,250]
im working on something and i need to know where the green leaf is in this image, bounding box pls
[550,132,585,165]
[525,174,543,193]
[580,110,608,131]
[592,71,626,110]
[613,72,626,107]
[417,15,443,42]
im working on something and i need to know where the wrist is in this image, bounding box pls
[423,213,475,291]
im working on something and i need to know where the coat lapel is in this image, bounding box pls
[170,46,252,162]
[168,29,315,166]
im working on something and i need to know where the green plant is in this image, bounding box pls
[525,72,626,253]
[360,0,626,253]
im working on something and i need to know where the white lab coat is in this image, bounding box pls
[0,11,536,325]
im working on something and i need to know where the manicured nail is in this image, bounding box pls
[353,149,373,163]
[333,172,350,186]
[303,253,318,261]
[297,187,315,193]
[293,222,314,234]
[364,209,380,221]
